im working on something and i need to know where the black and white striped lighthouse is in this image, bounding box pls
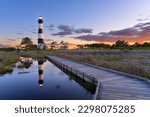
[38,16,45,49]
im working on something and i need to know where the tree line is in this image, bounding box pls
[1,37,150,51]
[77,40,150,49]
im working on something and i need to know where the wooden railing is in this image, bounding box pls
[48,57,98,84]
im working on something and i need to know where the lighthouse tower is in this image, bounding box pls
[38,16,45,49]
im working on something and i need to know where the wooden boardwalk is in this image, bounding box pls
[47,55,150,100]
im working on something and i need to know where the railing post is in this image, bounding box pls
[64,64,66,71]
[76,70,77,76]
[83,73,84,80]
[63,64,64,69]
[92,77,95,84]
[49,57,96,84]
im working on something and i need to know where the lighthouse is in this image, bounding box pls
[38,16,45,49]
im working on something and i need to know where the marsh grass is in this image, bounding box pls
[0,52,20,74]
[18,50,50,59]
[53,50,150,79]
[0,50,49,74]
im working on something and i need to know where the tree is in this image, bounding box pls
[142,42,150,47]
[77,45,84,49]
[21,37,33,48]
[115,40,129,47]
[60,40,64,44]
[132,42,141,47]
[84,43,111,49]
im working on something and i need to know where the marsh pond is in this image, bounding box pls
[0,57,95,100]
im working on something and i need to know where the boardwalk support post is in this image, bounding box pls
[76,70,77,76]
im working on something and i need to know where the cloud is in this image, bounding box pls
[74,34,117,42]
[7,38,20,42]
[46,24,54,31]
[52,31,73,36]
[74,22,150,43]
[52,25,74,36]
[7,39,17,42]
[74,28,92,33]
[52,25,93,36]
[58,25,73,31]
[108,28,138,36]
[74,35,105,40]
[134,22,150,28]
[44,38,54,42]
[137,15,150,21]
[16,32,24,35]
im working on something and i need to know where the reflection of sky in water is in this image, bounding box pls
[0,60,93,100]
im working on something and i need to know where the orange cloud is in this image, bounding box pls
[74,22,150,44]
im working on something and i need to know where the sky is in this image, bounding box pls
[0,0,150,47]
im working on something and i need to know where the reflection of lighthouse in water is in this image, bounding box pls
[38,60,45,87]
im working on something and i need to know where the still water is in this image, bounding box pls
[0,58,94,100]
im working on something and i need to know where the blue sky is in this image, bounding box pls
[0,0,150,46]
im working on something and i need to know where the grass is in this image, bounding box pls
[97,55,123,61]
[1,49,150,80]
[53,50,150,80]
[0,50,51,74]
[0,65,12,73]
[0,52,20,74]
[18,50,51,59]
